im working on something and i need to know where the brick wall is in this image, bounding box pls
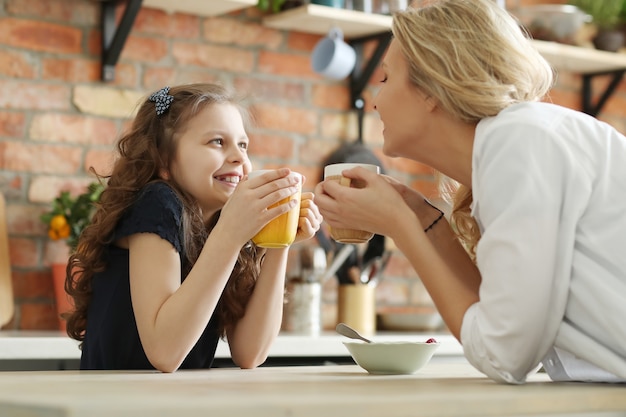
[1,0,625,331]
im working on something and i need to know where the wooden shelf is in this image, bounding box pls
[531,40,626,74]
[142,0,256,17]
[263,4,392,39]
[263,5,626,75]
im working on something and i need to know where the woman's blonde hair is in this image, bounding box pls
[392,0,554,258]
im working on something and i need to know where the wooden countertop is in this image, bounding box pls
[0,362,625,416]
[0,330,462,360]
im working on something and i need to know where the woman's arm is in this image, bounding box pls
[315,167,481,340]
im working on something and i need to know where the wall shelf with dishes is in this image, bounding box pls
[143,0,257,17]
[263,4,392,38]
[99,1,626,117]
[264,5,626,117]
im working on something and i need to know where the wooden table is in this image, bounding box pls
[0,362,624,417]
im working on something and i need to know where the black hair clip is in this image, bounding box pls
[149,86,174,116]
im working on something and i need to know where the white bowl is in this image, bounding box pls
[343,341,439,375]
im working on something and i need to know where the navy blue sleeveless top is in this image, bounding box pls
[80,182,220,370]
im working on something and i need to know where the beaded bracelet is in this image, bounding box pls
[423,199,445,233]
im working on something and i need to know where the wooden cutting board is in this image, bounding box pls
[0,193,14,327]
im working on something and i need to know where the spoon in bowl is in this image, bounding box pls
[336,322,372,343]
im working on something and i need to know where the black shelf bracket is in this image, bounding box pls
[100,0,143,82]
[349,31,392,143]
[581,69,625,117]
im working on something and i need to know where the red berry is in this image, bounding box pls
[425,338,437,344]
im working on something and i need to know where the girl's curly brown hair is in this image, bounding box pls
[65,83,259,343]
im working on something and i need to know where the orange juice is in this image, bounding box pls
[250,170,302,248]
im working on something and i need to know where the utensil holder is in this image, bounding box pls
[283,281,322,335]
[337,284,376,336]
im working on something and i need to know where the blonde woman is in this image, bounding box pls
[315,0,626,384]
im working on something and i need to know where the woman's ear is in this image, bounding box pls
[424,95,438,113]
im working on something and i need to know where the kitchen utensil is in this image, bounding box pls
[336,322,372,343]
[368,251,391,285]
[300,246,327,282]
[320,244,355,282]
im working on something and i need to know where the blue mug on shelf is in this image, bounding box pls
[311,0,345,7]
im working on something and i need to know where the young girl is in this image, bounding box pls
[315,0,626,384]
[66,83,322,372]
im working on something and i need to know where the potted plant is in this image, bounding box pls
[257,0,305,13]
[40,182,104,330]
[569,0,625,51]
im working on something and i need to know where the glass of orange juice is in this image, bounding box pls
[249,170,302,248]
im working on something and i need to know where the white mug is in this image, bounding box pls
[311,27,356,80]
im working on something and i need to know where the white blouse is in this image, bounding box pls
[460,102,626,384]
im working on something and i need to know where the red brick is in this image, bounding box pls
[6,203,45,235]
[251,103,317,134]
[18,302,59,330]
[170,13,202,39]
[0,80,70,111]
[287,31,320,52]
[298,138,341,169]
[87,29,101,56]
[43,58,137,87]
[0,111,26,138]
[546,88,581,111]
[0,142,82,174]
[173,43,255,73]
[203,17,282,49]
[121,35,168,63]
[248,133,295,159]
[143,67,177,89]
[132,7,172,35]
[234,77,306,102]
[29,177,96,205]
[0,49,36,78]
[172,70,220,86]
[30,114,118,146]
[84,149,116,177]
[603,94,626,119]
[319,113,358,140]
[11,270,54,299]
[0,18,82,54]
[312,84,351,110]
[258,51,317,79]
[8,237,39,268]
[42,58,99,82]
[6,0,98,25]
